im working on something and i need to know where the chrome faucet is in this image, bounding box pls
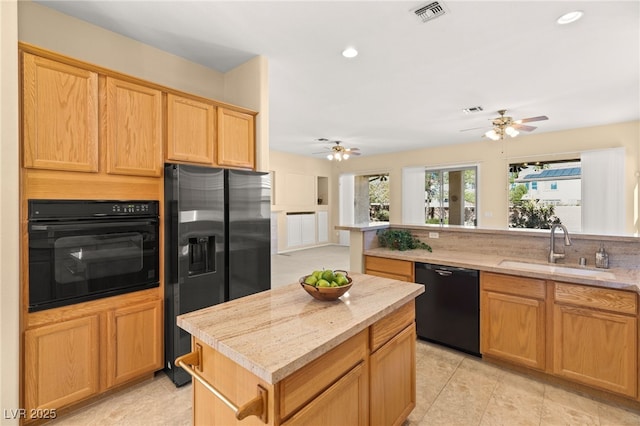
[549,223,572,263]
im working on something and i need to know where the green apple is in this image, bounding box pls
[304,275,318,286]
[317,279,331,288]
[335,274,349,286]
[321,270,335,282]
[312,270,323,280]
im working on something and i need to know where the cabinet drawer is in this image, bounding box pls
[370,300,415,353]
[279,329,367,419]
[365,256,413,280]
[554,282,637,315]
[481,272,546,299]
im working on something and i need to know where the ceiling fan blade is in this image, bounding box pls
[345,147,360,151]
[459,126,488,132]
[513,124,537,132]
[348,152,361,156]
[518,115,548,123]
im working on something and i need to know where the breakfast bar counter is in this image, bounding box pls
[177,272,424,425]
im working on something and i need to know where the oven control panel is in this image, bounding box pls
[29,200,159,220]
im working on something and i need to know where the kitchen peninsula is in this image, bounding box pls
[177,272,423,425]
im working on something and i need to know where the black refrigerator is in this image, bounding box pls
[164,163,271,386]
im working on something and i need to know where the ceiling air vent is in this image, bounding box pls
[413,1,448,23]
[463,106,484,114]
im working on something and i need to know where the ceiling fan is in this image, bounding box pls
[462,109,548,140]
[313,139,361,161]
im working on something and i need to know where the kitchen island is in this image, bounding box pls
[177,272,424,425]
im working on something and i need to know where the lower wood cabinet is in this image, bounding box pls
[480,272,639,400]
[24,315,100,416]
[370,324,416,426]
[480,272,546,370]
[283,362,368,426]
[106,300,163,388]
[552,283,637,398]
[23,298,163,419]
[365,256,414,282]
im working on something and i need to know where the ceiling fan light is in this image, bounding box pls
[327,154,334,160]
[343,153,350,160]
[557,10,583,25]
[505,126,517,137]
[342,47,358,58]
[485,129,499,141]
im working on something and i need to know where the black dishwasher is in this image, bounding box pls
[415,263,480,357]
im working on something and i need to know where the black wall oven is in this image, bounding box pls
[28,200,160,312]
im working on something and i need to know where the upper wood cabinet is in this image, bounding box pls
[22,52,99,172]
[166,93,216,165]
[103,77,163,177]
[217,107,255,169]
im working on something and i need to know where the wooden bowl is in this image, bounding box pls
[299,271,353,301]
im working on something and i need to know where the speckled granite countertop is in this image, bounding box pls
[177,272,423,384]
[365,247,640,293]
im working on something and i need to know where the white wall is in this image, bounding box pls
[1,0,20,422]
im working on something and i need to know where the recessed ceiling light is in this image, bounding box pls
[557,10,583,25]
[342,47,358,58]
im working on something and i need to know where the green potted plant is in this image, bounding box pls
[376,229,432,252]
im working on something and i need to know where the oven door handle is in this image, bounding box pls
[30,220,157,232]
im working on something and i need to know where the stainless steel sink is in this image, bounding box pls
[498,260,616,280]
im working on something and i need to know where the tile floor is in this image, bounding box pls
[48,245,640,425]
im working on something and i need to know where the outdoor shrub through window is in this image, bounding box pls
[508,159,581,231]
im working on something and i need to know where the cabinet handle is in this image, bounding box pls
[176,346,268,423]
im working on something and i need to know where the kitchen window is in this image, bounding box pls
[509,159,581,231]
[402,165,477,227]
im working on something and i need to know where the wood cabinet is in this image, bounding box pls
[480,272,546,370]
[103,77,163,176]
[283,362,368,426]
[21,52,99,173]
[365,256,414,282]
[24,315,100,415]
[370,324,416,426]
[189,301,417,425]
[166,93,216,165]
[23,297,163,421]
[217,107,255,169]
[552,282,637,398]
[106,299,163,388]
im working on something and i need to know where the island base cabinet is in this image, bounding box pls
[24,315,100,416]
[370,324,416,426]
[282,362,368,426]
[552,304,637,398]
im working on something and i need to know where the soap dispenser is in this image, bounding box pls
[595,244,609,269]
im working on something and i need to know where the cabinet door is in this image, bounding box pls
[481,291,546,370]
[104,77,163,176]
[22,53,99,172]
[217,107,255,169]
[287,215,302,247]
[106,299,163,388]
[553,304,637,397]
[365,256,414,282]
[166,93,216,165]
[24,315,100,414]
[370,324,416,426]
[283,362,368,426]
[317,211,328,243]
[300,214,316,245]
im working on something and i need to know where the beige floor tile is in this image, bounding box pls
[598,401,640,426]
[479,371,544,426]
[540,384,600,426]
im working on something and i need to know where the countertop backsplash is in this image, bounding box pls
[366,226,640,270]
